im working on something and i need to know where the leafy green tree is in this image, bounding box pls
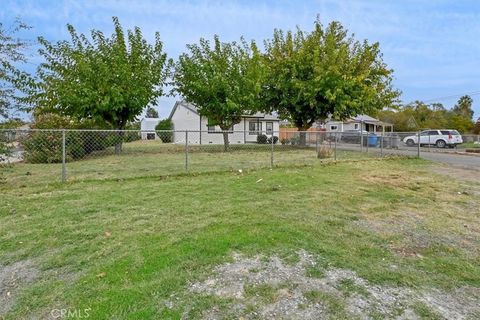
[0,118,25,129]
[377,99,475,133]
[0,18,32,118]
[145,106,159,118]
[452,95,474,120]
[260,19,399,144]
[377,107,418,132]
[447,114,473,133]
[473,117,480,135]
[32,17,169,153]
[173,35,263,151]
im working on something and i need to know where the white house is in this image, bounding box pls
[325,115,393,133]
[140,118,162,140]
[169,101,280,144]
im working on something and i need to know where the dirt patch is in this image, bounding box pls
[177,251,480,319]
[0,259,40,316]
[360,172,410,188]
[359,171,434,192]
[355,214,480,258]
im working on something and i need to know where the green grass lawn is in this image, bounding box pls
[462,141,480,148]
[1,156,479,319]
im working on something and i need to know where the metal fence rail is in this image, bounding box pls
[1,129,478,184]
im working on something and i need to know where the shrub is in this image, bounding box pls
[290,136,301,145]
[267,136,279,144]
[257,134,268,144]
[317,146,333,159]
[22,114,73,163]
[155,119,173,143]
[280,138,290,145]
[23,130,64,163]
[21,113,143,163]
[22,114,138,163]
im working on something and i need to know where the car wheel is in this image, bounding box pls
[406,139,414,146]
[436,140,446,148]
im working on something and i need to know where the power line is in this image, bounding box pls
[421,91,480,103]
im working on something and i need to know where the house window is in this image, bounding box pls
[330,125,338,131]
[249,121,262,135]
[266,122,273,134]
[354,123,359,130]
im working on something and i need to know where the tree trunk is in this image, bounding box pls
[298,127,308,146]
[222,131,230,152]
[114,130,124,155]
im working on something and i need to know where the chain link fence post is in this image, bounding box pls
[334,132,337,161]
[360,121,364,153]
[380,126,384,158]
[417,131,421,158]
[62,129,66,182]
[185,130,189,171]
[270,131,274,168]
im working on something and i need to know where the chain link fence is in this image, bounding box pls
[1,129,479,185]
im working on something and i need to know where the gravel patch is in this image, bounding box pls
[430,165,480,184]
[0,259,40,316]
[178,251,480,319]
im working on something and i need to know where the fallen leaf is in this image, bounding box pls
[256,178,263,183]
[105,231,112,237]
[96,272,106,278]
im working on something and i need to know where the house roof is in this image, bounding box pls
[168,100,280,121]
[168,101,199,119]
[244,112,279,120]
[350,114,380,123]
[328,114,393,127]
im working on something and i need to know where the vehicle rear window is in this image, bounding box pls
[451,130,460,135]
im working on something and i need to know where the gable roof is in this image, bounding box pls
[327,114,392,127]
[168,100,279,121]
[168,101,199,119]
[350,114,380,123]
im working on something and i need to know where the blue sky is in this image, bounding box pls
[3,0,480,119]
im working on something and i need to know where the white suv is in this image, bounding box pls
[403,130,463,148]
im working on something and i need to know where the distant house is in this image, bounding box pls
[168,101,280,144]
[325,115,393,133]
[140,118,161,140]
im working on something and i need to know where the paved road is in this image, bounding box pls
[417,152,480,171]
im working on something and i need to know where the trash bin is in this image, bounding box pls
[391,135,400,149]
[382,134,400,149]
[368,133,378,147]
[381,135,390,148]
